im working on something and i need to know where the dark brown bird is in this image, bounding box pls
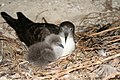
[1,12,60,47]
[27,34,64,67]
[1,12,75,56]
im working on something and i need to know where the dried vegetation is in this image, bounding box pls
[0,0,120,80]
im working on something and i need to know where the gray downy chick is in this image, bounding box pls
[27,34,64,67]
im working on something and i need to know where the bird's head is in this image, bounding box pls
[59,21,75,43]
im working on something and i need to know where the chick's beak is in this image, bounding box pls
[59,44,64,48]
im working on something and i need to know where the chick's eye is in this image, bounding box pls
[56,42,59,45]
[56,42,61,46]
[70,28,73,31]
[57,42,60,45]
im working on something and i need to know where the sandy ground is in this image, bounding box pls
[0,0,119,25]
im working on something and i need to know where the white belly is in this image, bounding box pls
[60,37,75,56]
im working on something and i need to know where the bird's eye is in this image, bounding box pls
[70,28,73,31]
[56,42,60,45]
[60,27,63,31]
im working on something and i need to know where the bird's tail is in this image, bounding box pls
[1,12,34,31]
[1,12,18,30]
[16,12,33,24]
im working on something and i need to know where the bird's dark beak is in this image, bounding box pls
[59,44,64,48]
[64,32,68,43]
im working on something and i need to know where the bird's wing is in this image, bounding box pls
[41,48,56,62]
[17,12,34,24]
[1,12,18,30]
[26,23,51,46]
[1,12,60,47]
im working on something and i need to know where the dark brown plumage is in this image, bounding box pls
[1,12,76,57]
[1,12,60,46]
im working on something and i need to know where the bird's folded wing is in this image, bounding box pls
[41,48,56,62]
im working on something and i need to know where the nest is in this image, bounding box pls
[0,7,120,80]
